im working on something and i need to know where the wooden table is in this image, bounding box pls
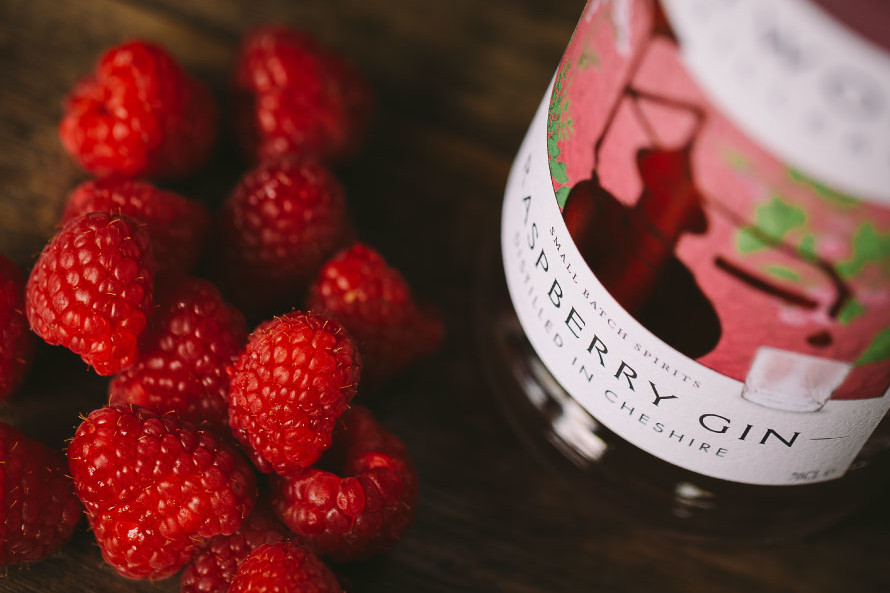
[1,1,888,591]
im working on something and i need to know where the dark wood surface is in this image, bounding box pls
[1,1,888,591]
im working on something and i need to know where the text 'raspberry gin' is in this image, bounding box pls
[478,0,890,539]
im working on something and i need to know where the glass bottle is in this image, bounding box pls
[477,0,890,539]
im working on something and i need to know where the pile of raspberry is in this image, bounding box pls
[1,27,443,592]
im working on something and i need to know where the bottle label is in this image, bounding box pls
[501,0,890,486]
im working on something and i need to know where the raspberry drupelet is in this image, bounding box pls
[216,158,351,316]
[67,404,257,580]
[227,311,361,476]
[59,40,217,179]
[229,541,342,593]
[272,405,418,562]
[26,212,155,376]
[0,422,82,566]
[307,243,444,387]
[180,507,289,593]
[234,26,372,163]
[109,277,247,427]
[0,255,34,401]
[63,178,209,277]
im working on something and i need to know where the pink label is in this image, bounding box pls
[552,0,890,402]
[501,0,890,485]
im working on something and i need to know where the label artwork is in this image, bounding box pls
[502,0,890,486]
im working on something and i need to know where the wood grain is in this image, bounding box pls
[1,0,888,591]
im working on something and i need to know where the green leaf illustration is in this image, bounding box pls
[756,195,807,237]
[788,168,859,208]
[736,196,806,254]
[765,265,800,281]
[837,299,866,325]
[547,63,575,202]
[856,328,890,366]
[549,159,569,184]
[798,235,817,262]
[547,135,560,159]
[737,227,769,254]
[836,224,890,279]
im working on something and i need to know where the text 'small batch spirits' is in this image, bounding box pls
[479,0,890,538]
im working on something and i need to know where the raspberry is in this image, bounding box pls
[109,277,247,426]
[229,541,342,593]
[307,244,444,387]
[234,26,372,163]
[59,40,217,179]
[180,507,288,593]
[0,422,82,566]
[67,404,257,580]
[272,405,417,562]
[26,212,155,376]
[216,158,350,315]
[227,311,360,476]
[0,255,34,401]
[63,178,209,277]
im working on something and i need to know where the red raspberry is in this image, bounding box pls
[227,311,360,476]
[234,26,372,163]
[229,541,342,593]
[109,277,247,426]
[0,255,34,401]
[63,178,209,277]
[216,158,350,315]
[272,405,417,562]
[307,244,444,387]
[180,507,288,593]
[67,404,257,580]
[26,212,155,376]
[59,40,217,179]
[0,422,82,566]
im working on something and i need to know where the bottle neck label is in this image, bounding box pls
[501,0,890,486]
